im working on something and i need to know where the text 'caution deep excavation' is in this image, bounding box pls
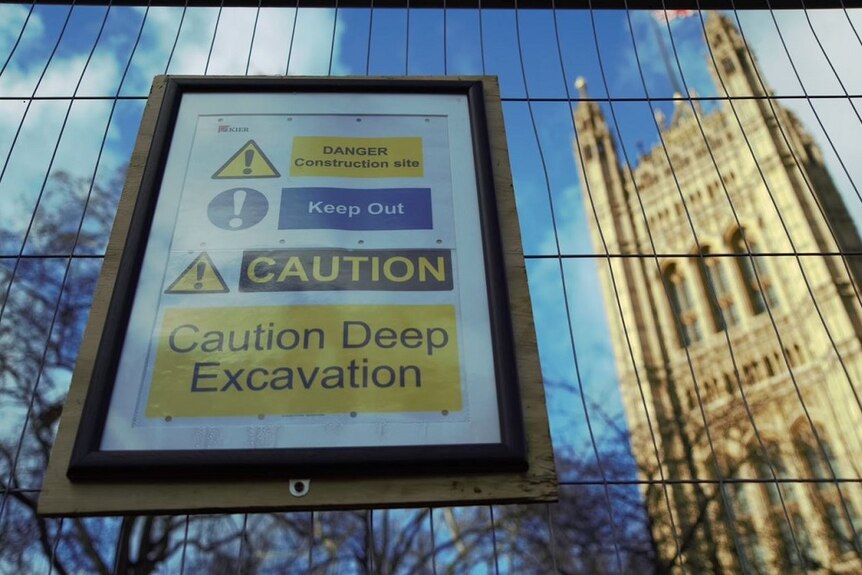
[147,305,461,417]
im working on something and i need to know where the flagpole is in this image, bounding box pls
[650,10,685,96]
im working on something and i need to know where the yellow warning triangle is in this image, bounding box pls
[165,253,229,294]
[212,140,280,179]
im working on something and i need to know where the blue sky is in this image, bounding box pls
[0,4,861,483]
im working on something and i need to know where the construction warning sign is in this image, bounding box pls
[239,248,453,291]
[165,252,229,294]
[147,305,460,417]
[59,78,541,494]
[279,187,433,231]
[96,89,497,451]
[212,140,280,179]
[290,136,423,178]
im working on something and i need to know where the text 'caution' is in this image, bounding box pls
[240,249,453,292]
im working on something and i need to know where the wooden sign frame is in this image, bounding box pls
[39,76,556,516]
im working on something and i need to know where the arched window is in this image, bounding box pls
[719,453,770,574]
[663,263,702,347]
[698,248,739,331]
[764,356,775,378]
[793,425,835,481]
[750,443,815,571]
[793,424,861,556]
[730,228,779,315]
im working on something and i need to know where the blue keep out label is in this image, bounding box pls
[279,187,432,231]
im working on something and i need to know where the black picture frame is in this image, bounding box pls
[68,77,526,481]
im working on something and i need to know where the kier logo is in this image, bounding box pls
[218,125,249,133]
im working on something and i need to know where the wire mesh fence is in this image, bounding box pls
[1,2,861,573]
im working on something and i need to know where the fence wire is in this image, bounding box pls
[0,2,861,574]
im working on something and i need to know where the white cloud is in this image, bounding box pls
[0,10,127,251]
[41,52,121,96]
[122,7,213,85]
[0,5,43,57]
[0,6,347,253]
[128,6,344,82]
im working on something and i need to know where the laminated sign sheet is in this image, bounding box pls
[105,93,492,449]
[42,77,555,515]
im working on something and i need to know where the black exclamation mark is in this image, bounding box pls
[243,149,254,175]
[194,262,205,290]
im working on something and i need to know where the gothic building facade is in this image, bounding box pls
[575,12,862,574]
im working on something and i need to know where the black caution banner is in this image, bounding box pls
[240,248,454,292]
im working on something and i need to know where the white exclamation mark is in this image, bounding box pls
[229,189,247,228]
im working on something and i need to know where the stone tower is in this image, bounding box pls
[575,12,862,574]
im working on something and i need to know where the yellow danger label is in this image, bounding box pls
[290,136,423,178]
[165,253,229,294]
[212,140,280,179]
[146,305,461,417]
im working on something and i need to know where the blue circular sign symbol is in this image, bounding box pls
[208,187,268,231]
